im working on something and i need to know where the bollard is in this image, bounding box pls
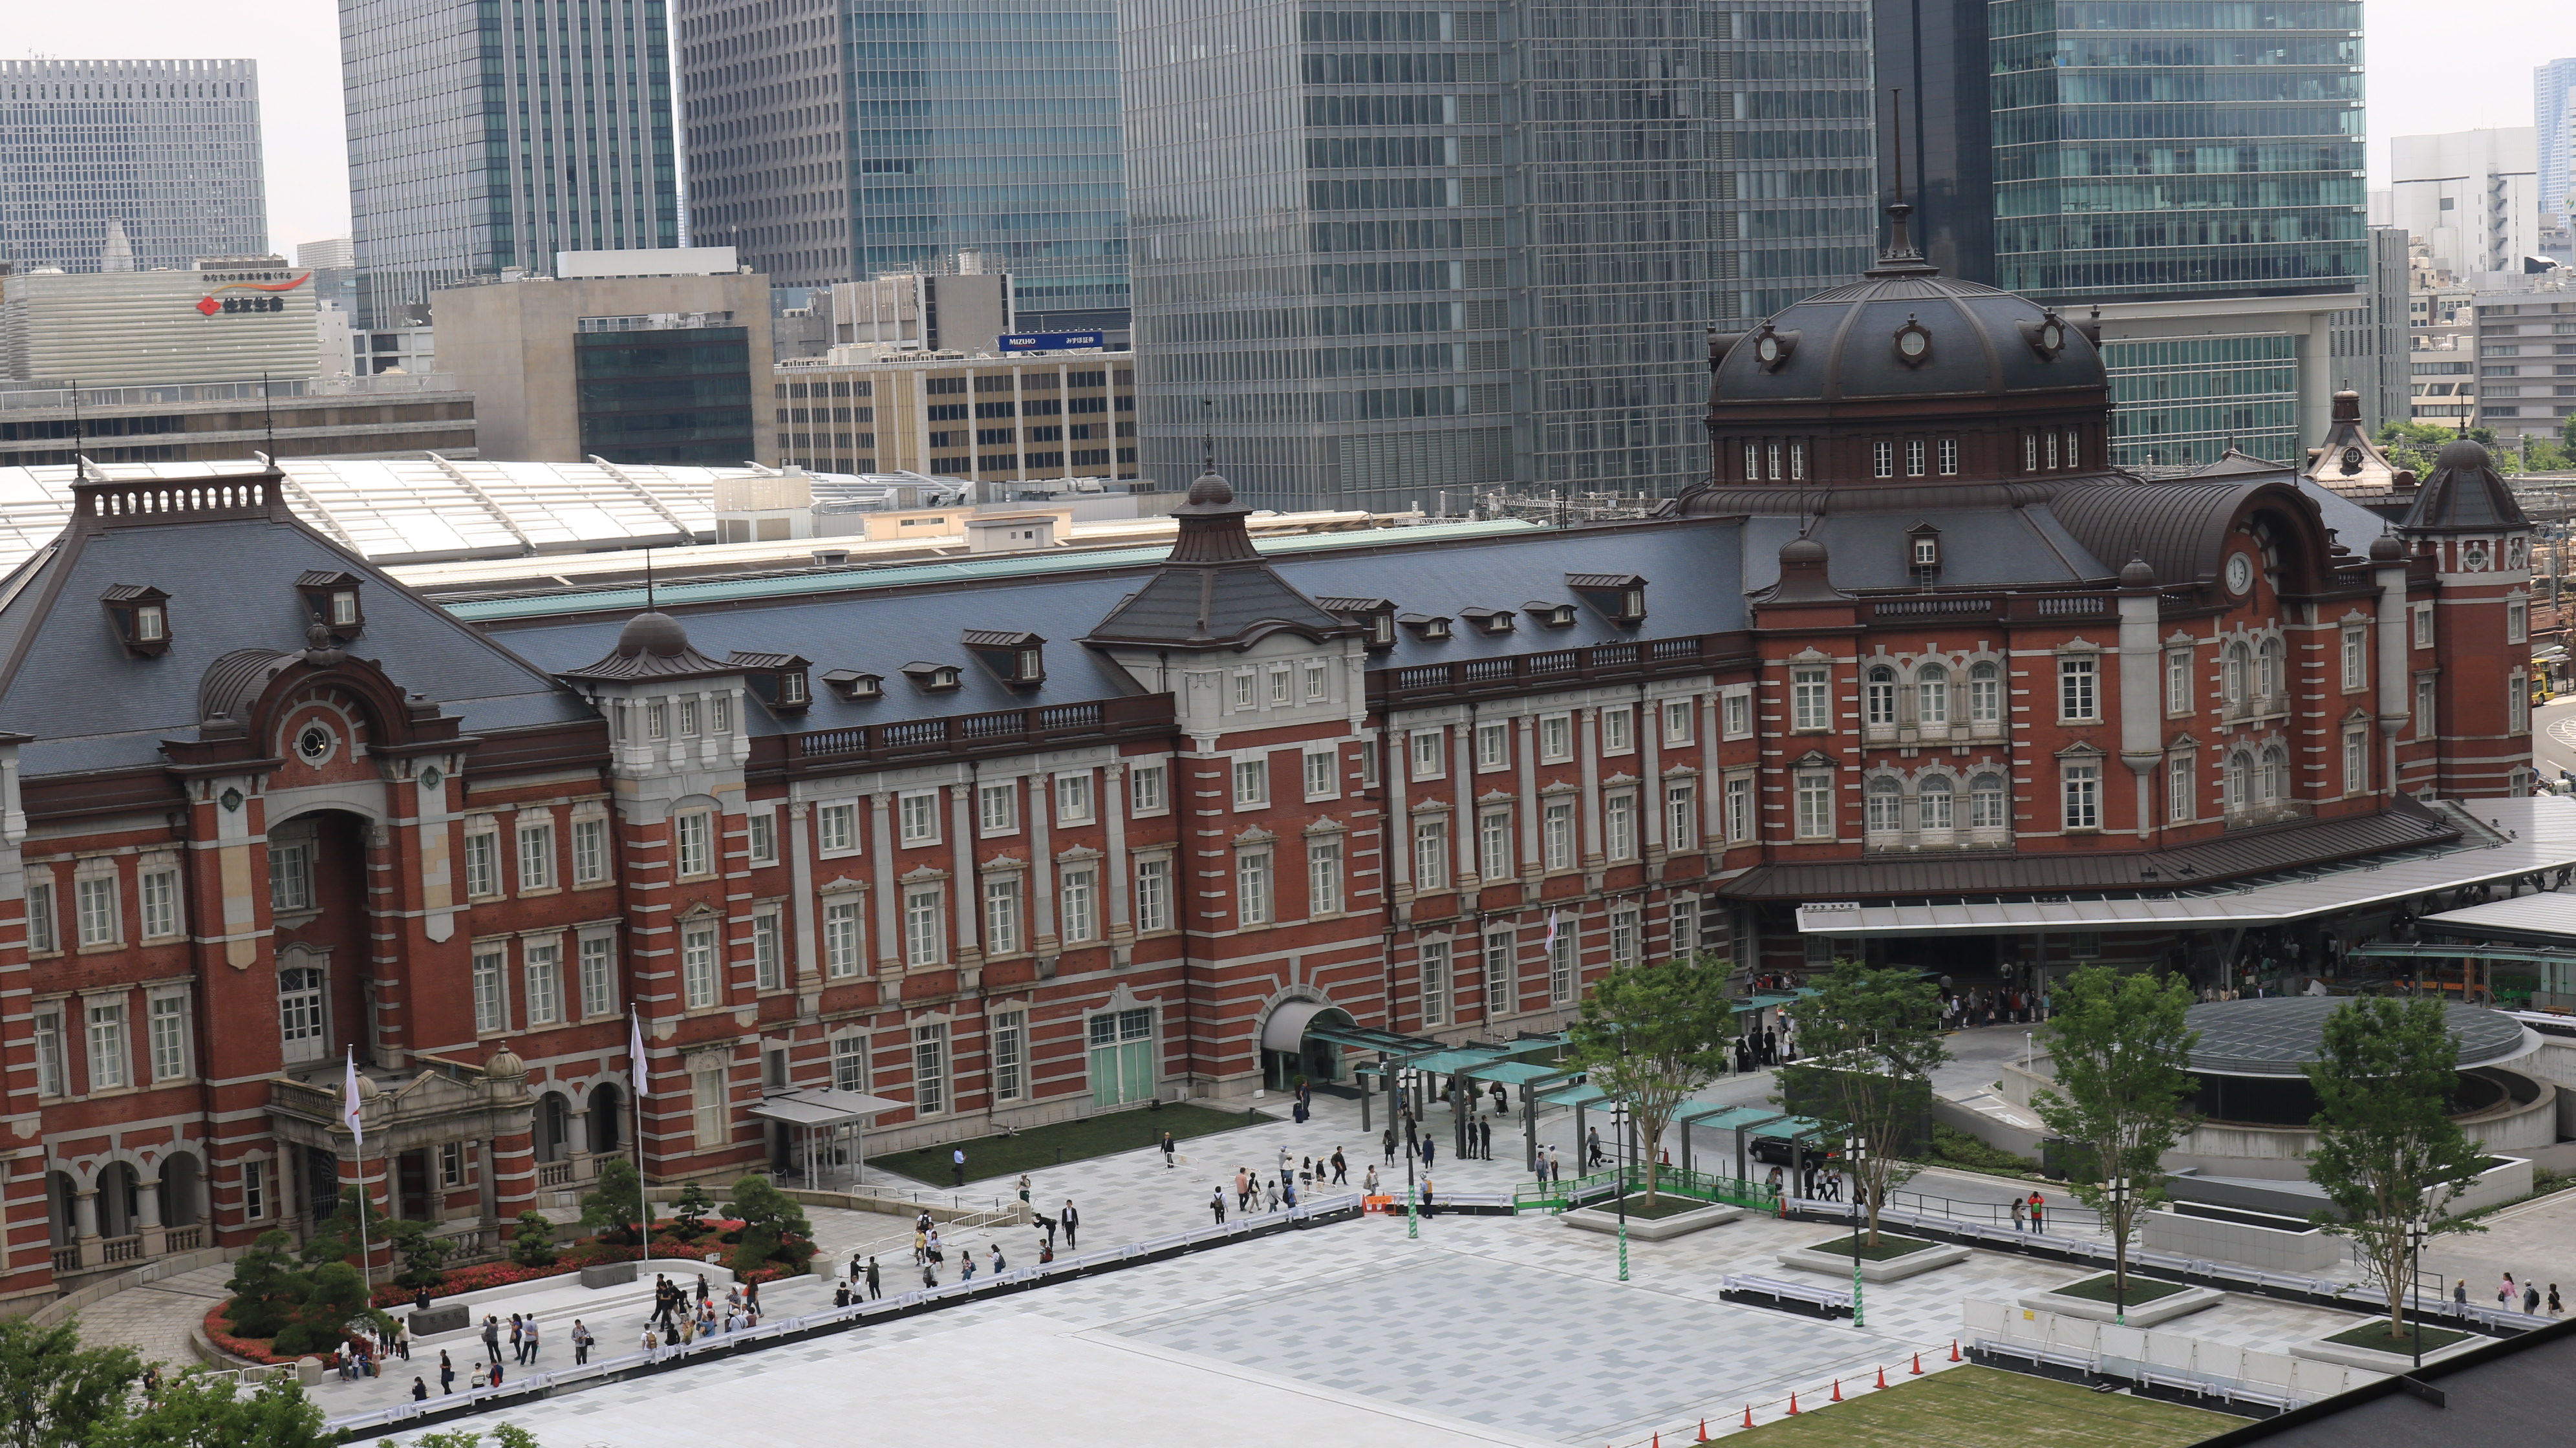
[1910,1352,1924,1375]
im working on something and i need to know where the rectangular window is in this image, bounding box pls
[824,899,862,975]
[1725,776,1754,842]
[817,801,859,853]
[2168,753,2194,822]
[579,933,616,1017]
[993,1011,1025,1102]
[912,1024,948,1116]
[2062,761,2101,831]
[646,701,668,740]
[1484,930,1515,1002]
[1061,868,1098,941]
[753,908,784,988]
[1055,772,1095,824]
[139,866,180,940]
[691,1065,729,1148]
[1873,440,1894,478]
[903,885,945,966]
[274,841,316,912]
[242,1159,267,1221]
[1135,857,1172,932]
[1549,928,1574,1005]
[1361,738,1381,787]
[1666,783,1696,850]
[1669,899,1699,957]
[1478,808,1512,878]
[984,877,1024,954]
[573,815,610,882]
[2058,657,2098,721]
[682,922,718,1008]
[516,821,556,891]
[1130,763,1168,814]
[1232,672,1256,710]
[1543,800,1574,869]
[1410,729,1445,779]
[1307,838,1343,915]
[1600,706,1634,754]
[2416,677,2438,737]
[148,992,189,1082]
[1412,817,1450,890]
[523,939,562,1024]
[1420,941,1451,1026]
[1794,772,1833,838]
[440,1143,463,1187]
[832,1034,869,1092]
[1475,721,1509,771]
[978,781,1018,835]
[1905,438,1926,477]
[1303,749,1337,799]
[2166,649,2191,713]
[2511,676,2531,734]
[1237,851,1272,926]
[461,827,498,899]
[2413,603,2434,648]
[2508,601,2529,646]
[1304,662,1328,701]
[27,880,54,955]
[1539,714,1573,761]
[1233,756,1269,807]
[1938,437,1959,474]
[1269,668,1291,705]
[678,698,700,738]
[1604,792,1637,861]
[1790,667,1830,730]
[2343,732,2368,795]
[898,791,940,845]
[1611,909,1639,966]
[80,1001,125,1087]
[1723,690,1752,739]
[675,811,714,878]
[33,1008,63,1097]
[2342,626,2368,689]
[1661,699,1693,746]
[69,877,118,948]
[746,810,777,864]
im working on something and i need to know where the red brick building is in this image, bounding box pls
[0,231,2539,1306]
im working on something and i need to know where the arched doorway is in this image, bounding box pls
[96,1162,140,1242]
[268,809,374,1068]
[535,1092,572,1163]
[586,1083,624,1156]
[1258,999,1353,1091]
[159,1154,206,1233]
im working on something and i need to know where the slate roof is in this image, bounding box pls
[2405,438,2531,533]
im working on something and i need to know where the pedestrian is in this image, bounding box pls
[962,1253,977,1283]
[1478,1118,1492,1161]
[2524,1281,2540,1315]
[489,1358,504,1389]
[923,1261,938,1289]
[1587,1127,1603,1167]
[953,1145,967,1187]
[1549,1145,1562,1183]
[2012,1197,2027,1233]
[1212,1186,1228,1224]
[2454,1279,2469,1306]
[482,1315,502,1367]
[1422,1136,1436,1169]
[746,1279,760,1315]
[1331,1147,1347,1185]
[1016,1172,1033,1206]
[522,1317,539,1364]
[393,1321,410,1361]
[2028,1191,2045,1234]
[1363,1164,1380,1197]
[1266,1179,1281,1211]
[1421,1175,1437,1218]
[1382,1127,1397,1166]
[927,1226,944,1266]
[1278,1144,1293,1184]
[2550,1283,2563,1317]
[641,1327,658,1356]
[439,1350,455,1395]
[2500,1272,2517,1307]
[1235,1166,1251,1211]
[991,1244,1007,1274]
[1060,1198,1080,1250]
[572,1319,592,1366]
[695,1273,711,1306]
[1283,1176,1298,1209]
[1162,1131,1177,1168]
[867,1257,883,1299]
[411,1376,429,1402]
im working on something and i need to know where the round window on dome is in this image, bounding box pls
[1893,319,1933,367]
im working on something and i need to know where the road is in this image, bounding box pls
[2533,694,2576,787]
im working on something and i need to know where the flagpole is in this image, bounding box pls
[343,1050,372,1295]
[630,1010,650,1264]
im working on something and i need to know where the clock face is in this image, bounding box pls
[2224,553,2254,595]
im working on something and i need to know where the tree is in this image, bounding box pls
[577,1156,651,1248]
[219,1232,303,1339]
[0,1317,142,1448]
[510,1211,558,1268]
[722,1176,815,1266]
[383,1220,451,1292]
[102,1372,332,1448]
[272,1262,388,1358]
[669,1182,716,1242]
[2304,996,2490,1338]
[1561,952,1735,1208]
[2028,965,2200,1303]
[1782,957,1951,1246]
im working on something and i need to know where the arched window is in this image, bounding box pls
[2223,642,2250,707]
[1865,777,1903,835]
[1864,666,1898,726]
[1968,774,2008,831]
[2224,751,2252,811]
[1918,776,1955,831]
[1916,664,1950,725]
[2258,639,2285,701]
[279,966,327,1064]
[1968,661,2002,724]
[2260,745,2288,804]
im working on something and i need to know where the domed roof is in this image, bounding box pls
[616,611,691,659]
[2119,556,2157,587]
[2368,533,2404,562]
[1779,536,1827,566]
[2404,436,2531,534]
[1185,465,1234,507]
[484,1043,527,1081]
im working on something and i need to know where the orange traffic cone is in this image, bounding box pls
[1698,1420,1709,1442]
[1830,1379,1843,1403]
[1788,1393,1800,1416]
[1910,1352,1924,1376]
[1876,1364,1887,1389]
[1742,1405,1754,1429]
[1653,1436,1660,1448]
[1949,1339,1962,1363]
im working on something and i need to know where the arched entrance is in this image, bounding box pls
[535,1091,572,1163]
[586,1083,625,1155]
[1258,999,1354,1091]
[268,808,374,1069]
[160,1154,206,1233]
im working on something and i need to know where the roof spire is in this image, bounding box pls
[644,547,657,610]
[1865,87,1937,278]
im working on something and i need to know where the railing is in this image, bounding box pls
[100,1235,144,1265]
[1375,635,1719,700]
[49,1246,77,1275]
[2031,595,2108,615]
[1513,1166,1778,1215]
[792,696,1167,761]
[1871,597,1994,617]
[1886,1188,2103,1234]
[164,1225,204,1253]
[538,1162,574,1188]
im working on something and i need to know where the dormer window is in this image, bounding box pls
[1397,613,1452,640]
[1907,524,1942,584]
[1523,601,1578,628]
[102,584,173,657]
[295,570,364,640]
[901,661,964,692]
[728,652,814,712]
[1566,573,1647,626]
[1459,608,1514,635]
[962,630,1046,688]
[1317,596,1397,650]
[822,669,884,701]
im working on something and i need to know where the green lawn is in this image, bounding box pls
[2321,1319,2474,1354]
[1730,1365,2228,1447]
[874,1103,1268,1186]
[1806,1232,1937,1262]
[2043,1273,2191,1305]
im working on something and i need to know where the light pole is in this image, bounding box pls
[2407,1215,2431,1369]
[1404,1089,1419,1240]
[2106,1175,2131,1326]
[1847,1136,1868,1328]
[1612,1102,1631,1283]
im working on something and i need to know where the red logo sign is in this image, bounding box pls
[196,295,221,316]
[195,272,312,318]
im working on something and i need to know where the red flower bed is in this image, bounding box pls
[203,1304,308,1366]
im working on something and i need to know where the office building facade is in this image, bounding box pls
[0,257,319,390]
[0,59,266,275]
[675,0,1128,332]
[0,375,476,469]
[1121,0,1873,513]
[771,349,1135,478]
[2538,59,2576,263]
[2388,128,2543,285]
[343,0,682,332]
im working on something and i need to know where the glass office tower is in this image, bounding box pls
[0,59,266,274]
[345,0,681,331]
[1121,0,1873,512]
[1988,1,2366,304]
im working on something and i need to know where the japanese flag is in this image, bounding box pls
[341,1049,365,1148]
[630,1010,650,1100]
[1543,911,1561,952]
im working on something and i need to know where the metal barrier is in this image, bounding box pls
[1719,1272,1853,1319]
[1514,1167,1778,1215]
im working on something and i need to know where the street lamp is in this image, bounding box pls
[2407,1215,2431,1369]
[1612,1102,1631,1283]
[1847,1136,1868,1328]
[2106,1175,2131,1326]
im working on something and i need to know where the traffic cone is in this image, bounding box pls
[1949,1339,1962,1363]
[1876,1364,1887,1389]
[1910,1352,1924,1376]
[1788,1392,1799,1416]
[1742,1405,1754,1429]
[1830,1379,1843,1402]
[1697,1420,1709,1442]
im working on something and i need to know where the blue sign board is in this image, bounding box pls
[998,331,1105,352]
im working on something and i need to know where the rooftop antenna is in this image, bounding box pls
[1884,87,1917,260]
[261,372,277,463]
[644,548,656,612]
[68,379,85,481]
[1201,397,1215,476]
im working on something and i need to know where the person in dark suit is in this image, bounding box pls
[1060,1199,1080,1250]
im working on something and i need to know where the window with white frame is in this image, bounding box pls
[1601,706,1635,754]
[2166,648,2192,713]
[1055,772,1095,824]
[1661,698,1693,746]
[1938,437,1959,474]
[2061,759,2101,830]
[1410,729,1445,779]
[2257,637,2284,702]
[1304,661,1329,701]
[1478,807,1513,878]
[2509,601,2529,646]
[574,813,611,882]
[823,898,861,975]
[674,810,714,878]
[1916,665,1949,726]
[1420,939,1451,1026]
[1722,690,1752,739]
[516,818,557,891]
[1539,714,1573,761]
[682,921,719,1008]
[678,697,702,737]
[1061,866,1099,941]
[271,837,316,913]
[1476,721,1509,771]
[1135,856,1172,932]
[912,1023,949,1115]
[148,990,189,1081]
[983,876,1024,954]
[2058,656,2098,721]
[2510,673,2530,734]
[1863,666,1898,726]
[2169,752,2195,822]
[1794,771,1834,838]
[242,1158,268,1221]
[1604,791,1637,860]
[1232,671,1256,710]
[1725,776,1754,842]
[1873,440,1894,477]
[1918,776,1953,832]
[1790,666,1830,730]
[1130,763,1168,815]
[26,876,55,955]
[87,998,127,1091]
[2412,602,2433,648]
[2343,729,2368,795]
[139,862,181,941]
[978,781,1018,835]
[2416,676,2438,737]
[1968,661,2002,725]
[524,937,563,1024]
[33,1006,63,1097]
[1667,900,1697,957]
[993,1010,1026,1102]
[817,800,859,854]
[691,1062,730,1148]
[1548,928,1574,1004]
[74,870,118,948]
[1484,929,1515,999]
[1307,838,1342,915]
[1611,909,1639,966]
[898,791,940,845]
[1269,668,1291,706]
[747,809,777,865]
[645,700,668,740]
[1362,737,1381,787]
[579,932,617,1017]
[2342,626,2368,689]
[1865,777,1902,836]
[1413,816,1450,889]
[1970,773,2008,831]
[903,885,945,966]
[753,907,784,989]
[1543,799,1574,869]
[1237,850,1272,926]
[832,1034,869,1092]
[1664,782,1696,849]
[441,1143,464,1187]
[1234,756,1269,807]
[1303,748,1337,799]
[460,821,499,899]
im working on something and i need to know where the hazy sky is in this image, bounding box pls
[12,0,2576,259]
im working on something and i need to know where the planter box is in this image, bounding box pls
[2292,1330,2484,1374]
[579,1262,639,1290]
[406,1304,471,1336]
[1777,1240,1970,1283]
[2017,1281,2224,1327]
[2142,1204,2341,1274]
[1561,1201,1744,1241]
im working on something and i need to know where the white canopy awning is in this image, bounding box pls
[748,1088,903,1129]
[1260,999,1350,1052]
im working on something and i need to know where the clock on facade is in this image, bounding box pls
[2225,553,2254,595]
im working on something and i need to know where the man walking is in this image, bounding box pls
[521,1317,539,1365]
[952,1145,967,1187]
[1235,1166,1252,1212]
[1331,1147,1347,1186]
[1382,1127,1397,1166]
[481,1315,502,1367]
[572,1319,592,1366]
[1422,1136,1436,1170]
[1162,1131,1177,1169]
[1478,1118,1492,1161]
[1210,1186,1227,1224]
[866,1257,883,1299]
[1060,1198,1080,1250]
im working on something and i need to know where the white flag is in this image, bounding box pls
[341,1049,365,1148]
[629,1010,649,1100]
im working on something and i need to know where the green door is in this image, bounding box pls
[1088,1008,1156,1107]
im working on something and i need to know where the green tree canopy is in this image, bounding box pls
[1562,952,1737,1207]
[0,1317,142,1448]
[101,1373,332,1448]
[1782,957,1951,1246]
[2029,965,2200,1306]
[577,1156,651,1246]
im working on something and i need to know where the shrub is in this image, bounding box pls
[1927,1124,2039,1175]
[510,1211,558,1268]
[387,1220,452,1292]
[669,1182,716,1242]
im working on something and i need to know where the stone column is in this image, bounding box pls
[1641,692,1666,863]
[1028,772,1057,955]
[136,1173,165,1257]
[871,793,900,974]
[73,1187,100,1268]
[1103,762,1132,966]
[1515,714,1541,884]
[568,1105,594,1183]
[787,800,820,985]
[1578,707,1604,873]
[950,784,982,968]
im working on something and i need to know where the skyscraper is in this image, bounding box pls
[0,59,266,275]
[343,0,682,332]
[1121,0,1873,512]
[2535,58,2576,263]
[676,0,1128,332]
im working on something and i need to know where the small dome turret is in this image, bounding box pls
[2120,556,2157,588]
[616,612,691,659]
[484,1043,527,1082]
[2368,533,2404,563]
